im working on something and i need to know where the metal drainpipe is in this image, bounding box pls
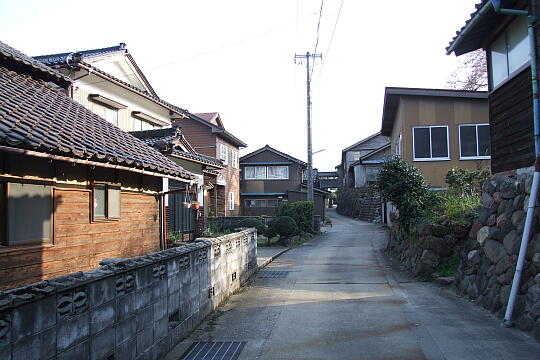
[491,0,540,327]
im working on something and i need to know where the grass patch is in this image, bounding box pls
[434,194,480,224]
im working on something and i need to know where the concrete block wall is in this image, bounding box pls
[0,228,257,360]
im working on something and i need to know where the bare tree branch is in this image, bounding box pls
[446,50,488,91]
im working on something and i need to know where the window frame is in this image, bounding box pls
[2,181,54,247]
[244,165,289,180]
[412,125,450,162]
[92,182,121,222]
[229,191,235,211]
[458,123,491,160]
[231,150,238,168]
[266,165,289,180]
[220,144,229,165]
[488,15,531,90]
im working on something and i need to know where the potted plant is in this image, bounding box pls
[191,201,200,210]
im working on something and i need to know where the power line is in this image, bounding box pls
[316,0,344,83]
[311,0,324,79]
[81,13,317,88]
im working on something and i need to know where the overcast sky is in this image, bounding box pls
[0,0,477,171]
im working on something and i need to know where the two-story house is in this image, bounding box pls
[0,41,194,289]
[173,112,246,216]
[339,132,390,188]
[239,145,328,218]
[446,0,536,175]
[34,43,222,229]
[131,127,225,240]
[381,87,490,188]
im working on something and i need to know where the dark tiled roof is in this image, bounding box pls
[240,145,306,166]
[446,1,520,56]
[0,64,194,180]
[33,43,127,66]
[131,127,224,168]
[194,112,221,126]
[0,41,71,85]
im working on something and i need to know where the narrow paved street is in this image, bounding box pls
[169,209,540,360]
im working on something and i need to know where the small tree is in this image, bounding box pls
[376,157,438,230]
[446,50,487,91]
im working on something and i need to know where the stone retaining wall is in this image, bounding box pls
[337,187,382,222]
[0,229,257,360]
[387,222,469,278]
[388,168,540,341]
[456,169,540,339]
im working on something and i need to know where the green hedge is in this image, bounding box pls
[275,201,313,234]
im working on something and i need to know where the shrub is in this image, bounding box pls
[376,157,439,231]
[434,194,480,224]
[238,217,267,235]
[275,201,313,233]
[269,216,298,238]
[445,167,490,197]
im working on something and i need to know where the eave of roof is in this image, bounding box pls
[0,51,194,182]
[187,113,247,148]
[342,132,384,153]
[381,87,488,136]
[446,0,527,56]
[0,41,71,86]
[77,62,189,118]
[130,127,224,169]
[240,145,306,166]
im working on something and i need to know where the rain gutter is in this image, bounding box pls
[490,0,540,327]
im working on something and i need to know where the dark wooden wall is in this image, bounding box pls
[489,67,535,173]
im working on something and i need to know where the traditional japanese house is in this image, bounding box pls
[131,127,225,241]
[0,41,194,289]
[240,145,329,218]
[446,0,536,174]
[173,112,246,217]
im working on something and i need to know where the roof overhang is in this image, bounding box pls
[446,0,528,56]
[132,111,169,127]
[381,87,488,136]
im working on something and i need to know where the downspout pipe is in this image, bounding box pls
[491,0,540,327]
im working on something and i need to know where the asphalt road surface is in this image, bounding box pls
[168,209,540,360]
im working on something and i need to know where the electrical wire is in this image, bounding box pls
[311,0,324,79]
[316,0,344,83]
[82,13,317,88]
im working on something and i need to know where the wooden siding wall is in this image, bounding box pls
[0,189,160,290]
[215,138,240,216]
[489,68,535,173]
[176,119,217,157]
[240,149,304,195]
[395,96,490,187]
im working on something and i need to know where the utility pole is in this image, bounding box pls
[295,52,321,203]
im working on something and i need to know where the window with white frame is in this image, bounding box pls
[489,16,529,88]
[231,150,238,168]
[267,166,288,179]
[220,144,229,165]
[412,126,449,161]
[244,166,288,180]
[459,124,491,159]
[229,191,235,210]
[244,166,266,179]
